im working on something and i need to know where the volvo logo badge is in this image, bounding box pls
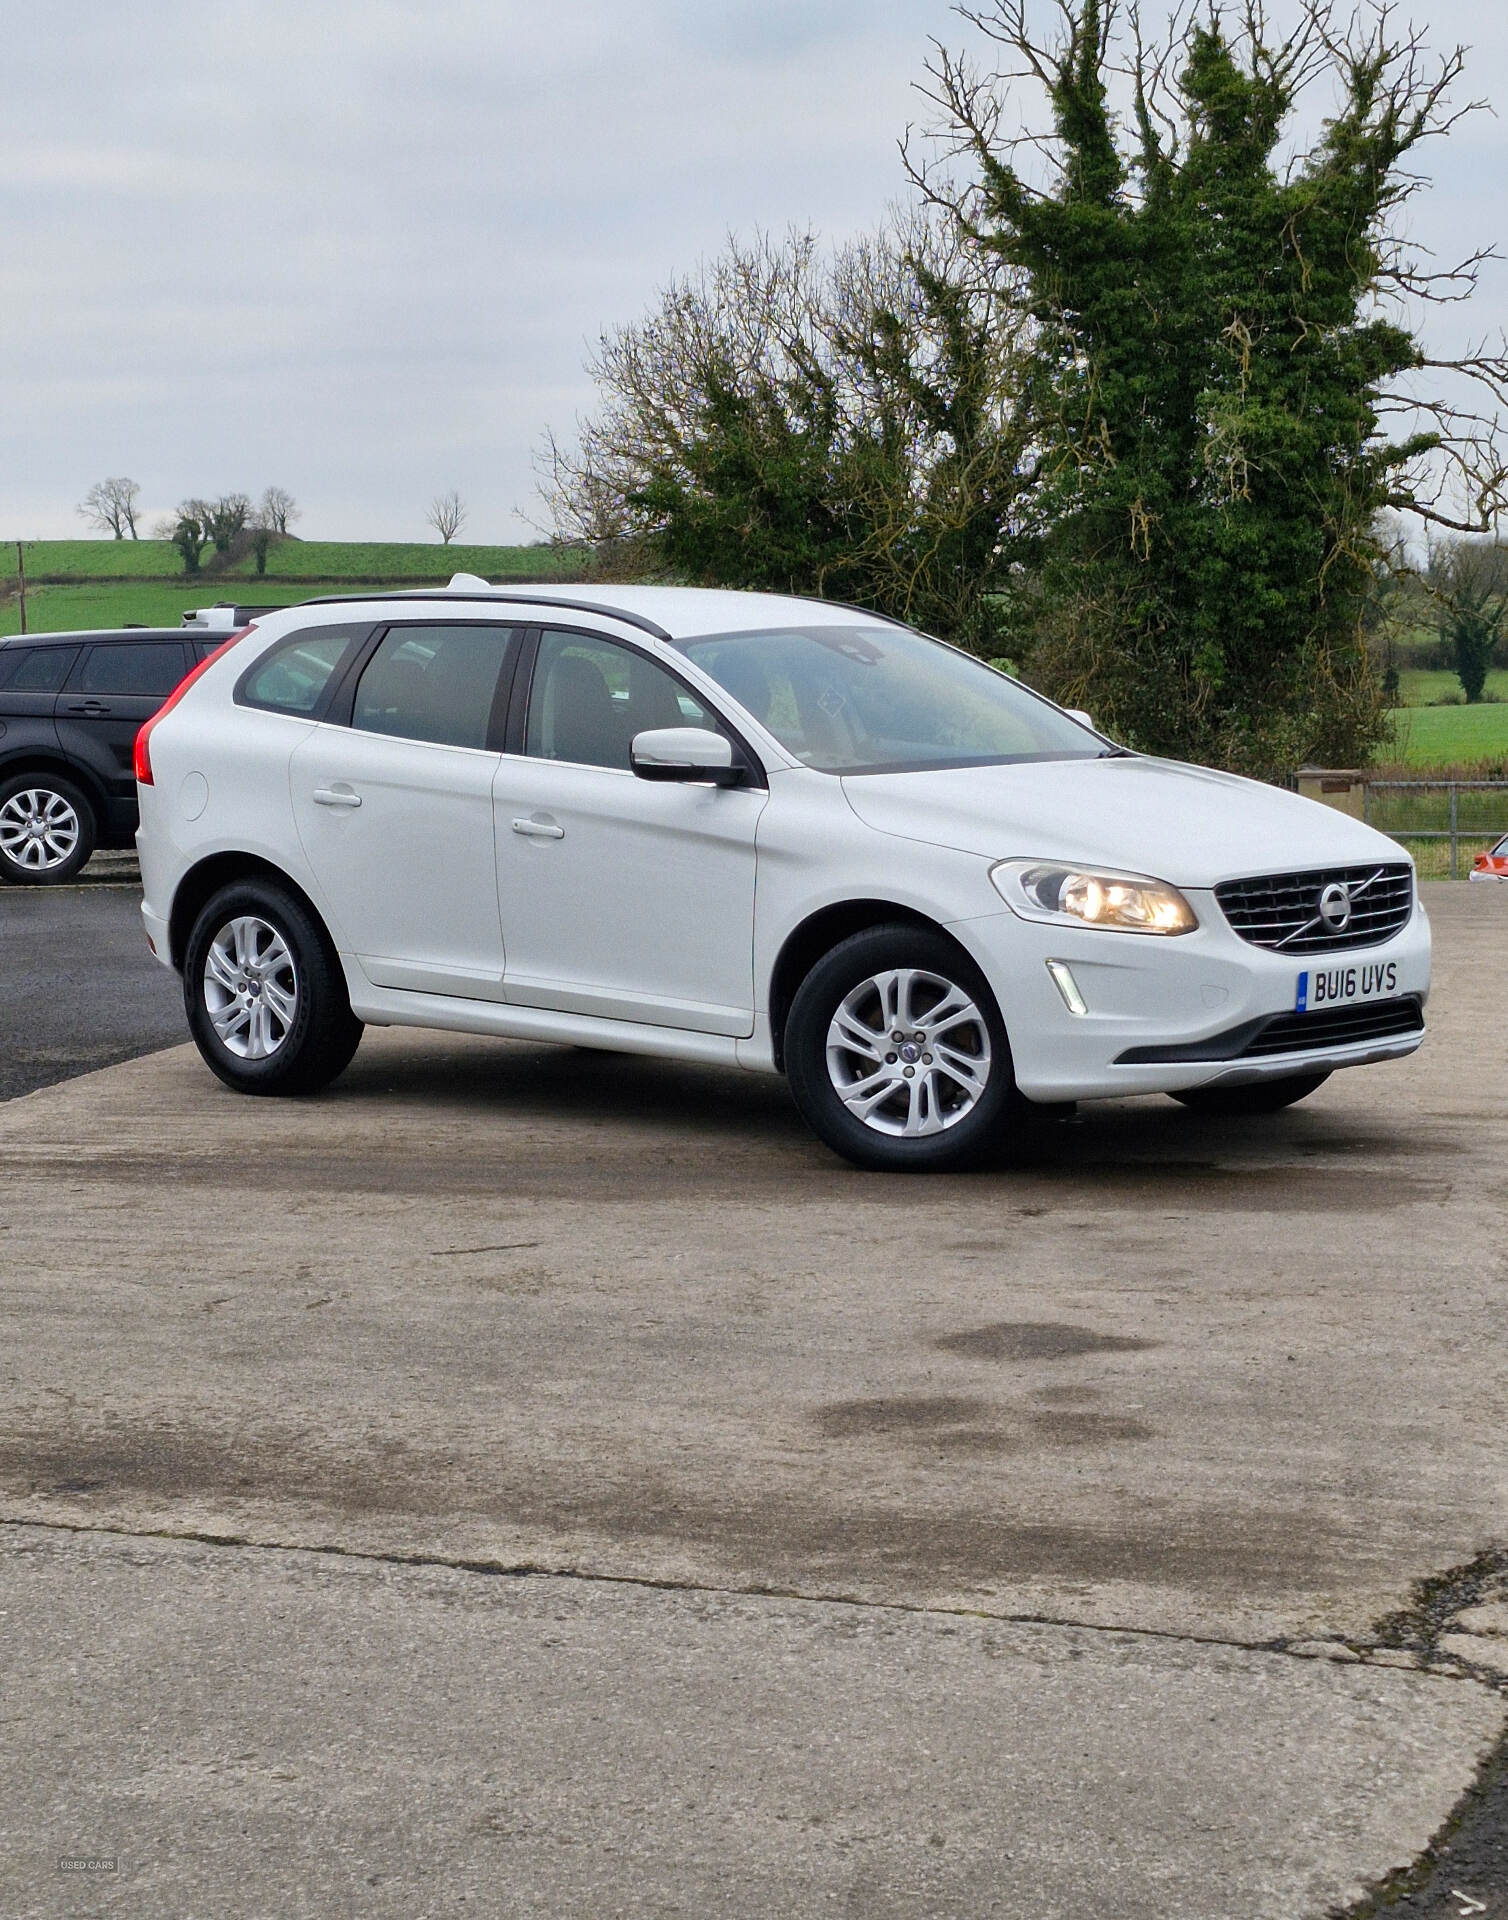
[1317,881,1353,933]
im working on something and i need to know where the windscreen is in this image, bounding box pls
[672,624,1104,775]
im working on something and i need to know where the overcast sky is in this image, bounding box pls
[4,0,1506,543]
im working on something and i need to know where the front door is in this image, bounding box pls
[492,628,765,1035]
[290,622,519,998]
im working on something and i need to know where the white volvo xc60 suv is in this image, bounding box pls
[134,582,1430,1172]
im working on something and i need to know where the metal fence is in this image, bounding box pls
[1362,780,1508,879]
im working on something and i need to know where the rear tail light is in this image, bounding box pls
[134,628,253,786]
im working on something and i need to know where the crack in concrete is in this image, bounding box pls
[0,1510,1497,1685]
[1329,1550,1508,1919]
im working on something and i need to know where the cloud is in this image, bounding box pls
[1,0,1504,540]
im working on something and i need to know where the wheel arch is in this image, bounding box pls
[767,898,983,1072]
[168,852,333,973]
[0,754,108,824]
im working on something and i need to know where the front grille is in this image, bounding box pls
[1241,997,1424,1056]
[1215,863,1413,954]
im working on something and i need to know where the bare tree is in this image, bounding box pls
[259,485,299,535]
[538,213,1036,648]
[78,477,141,540]
[427,490,467,544]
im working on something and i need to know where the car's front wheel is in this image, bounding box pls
[785,925,1018,1172]
[0,774,96,884]
[1170,1070,1330,1117]
[184,880,363,1095]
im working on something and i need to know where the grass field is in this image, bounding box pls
[0,545,594,638]
[3,540,185,580]
[220,541,586,581]
[0,538,587,588]
[1383,702,1508,769]
[0,582,353,637]
[1397,668,1508,707]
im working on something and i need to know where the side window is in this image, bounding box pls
[352,624,516,750]
[74,642,187,698]
[524,631,713,772]
[0,647,77,693]
[240,626,365,717]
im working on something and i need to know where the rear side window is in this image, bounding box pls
[0,646,77,693]
[352,624,517,750]
[239,626,365,717]
[74,642,187,697]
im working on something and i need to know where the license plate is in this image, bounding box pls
[1295,960,1399,1013]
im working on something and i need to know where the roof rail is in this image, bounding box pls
[295,589,673,641]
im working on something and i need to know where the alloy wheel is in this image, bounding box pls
[825,966,992,1137]
[202,915,300,1060]
[0,788,82,873]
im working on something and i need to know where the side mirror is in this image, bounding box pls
[630,726,742,787]
[1067,708,1095,730]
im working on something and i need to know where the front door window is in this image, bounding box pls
[525,630,714,770]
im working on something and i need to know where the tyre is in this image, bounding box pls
[1170,1070,1330,1117]
[784,924,1019,1172]
[183,879,363,1096]
[0,774,96,884]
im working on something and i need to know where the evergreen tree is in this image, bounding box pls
[921,0,1508,775]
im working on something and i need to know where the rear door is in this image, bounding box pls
[289,621,521,999]
[55,638,191,806]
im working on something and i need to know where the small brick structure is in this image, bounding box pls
[1296,768,1367,819]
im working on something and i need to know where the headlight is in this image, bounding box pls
[990,859,1198,935]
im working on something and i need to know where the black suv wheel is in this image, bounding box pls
[184,879,363,1095]
[0,774,96,885]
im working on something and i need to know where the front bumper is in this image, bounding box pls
[951,889,1432,1103]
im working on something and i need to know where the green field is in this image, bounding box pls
[0,539,594,639]
[219,541,586,581]
[0,538,587,589]
[3,540,185,580]
[1397,668,1508,707]
[1383,701,1508,770]
[0,581,363,637]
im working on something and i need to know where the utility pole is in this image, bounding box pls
[15,542,26,634]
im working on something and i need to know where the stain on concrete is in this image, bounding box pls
[0,1414,1350,1599]
[816,1396,992,1439]
[814,1395,1153,1454]
[935,1322,1156,1362]
[1030,1412,1155,1445]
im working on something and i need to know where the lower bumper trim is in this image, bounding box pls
[1114,995,1425,1066]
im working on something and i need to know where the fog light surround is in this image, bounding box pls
[991,859,1198,935]
[1046,959,1088,1015]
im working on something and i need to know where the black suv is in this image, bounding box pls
[0,628,219,884]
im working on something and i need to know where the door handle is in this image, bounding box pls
[312,786,363,809]
[64,701,110,715]
[512,817,564,839]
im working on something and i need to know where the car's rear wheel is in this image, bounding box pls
[1170,1070,1330,1117]
[0,774,96,885]
[785,924,1019,1172]
[184,879,363,1095]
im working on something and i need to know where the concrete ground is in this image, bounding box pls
[1,880,1506,1916]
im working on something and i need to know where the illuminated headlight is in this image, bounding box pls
[990,859,1198,935]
